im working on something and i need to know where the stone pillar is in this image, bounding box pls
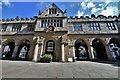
[12,45,19,59]
[105,44,114,60]
[40,43,44,57]
[0,44,3,60]
[33,43,39,62]
[61,43,65,62]
[72,46,75,58]
[1,45,5,53]
[88,45,94,60]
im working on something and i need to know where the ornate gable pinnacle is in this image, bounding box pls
[38,10,41,15]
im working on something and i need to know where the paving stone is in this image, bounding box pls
[1,60,119,78]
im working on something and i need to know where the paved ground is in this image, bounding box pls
[1,60,119,78]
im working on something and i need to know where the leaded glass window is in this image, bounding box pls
[74,23,83,31]
[105,22,116,30]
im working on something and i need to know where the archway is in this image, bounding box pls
[2,41,15,59]
[109,38,120,59]
[16,40,30,60]
[75,39,89,60]
[92,39,108,60]
[45,40,55,60]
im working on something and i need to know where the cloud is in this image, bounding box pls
[0,2,2,9]
[84,0,91,2]
[100,6,118,16]
[85,14,90,17]
[81,1,96,12]
[99,4,103,7]
[87,2,95,8]
[91,7,101,14]
[2,0,10,6]
[81,1,87,11]
[105,0,112,5]
[0,2,2,15]
[77,10,84,18]
[91,2,118,17]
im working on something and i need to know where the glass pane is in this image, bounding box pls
[47,47,53,52]
[48,42,54,46]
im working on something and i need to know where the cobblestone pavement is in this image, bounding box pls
[1,60,119,78]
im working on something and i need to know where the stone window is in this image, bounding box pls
[41,19,63,27]
[105,22,116,30]
[12,24,22,32]
[1,24,7,32]
[87,23,101,31]
[27,24,35,31]
[73,23,83,31]
[49,8,57,14]
[60,20,63,27]
[93,23,101,30]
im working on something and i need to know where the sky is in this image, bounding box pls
[0,0,119,19]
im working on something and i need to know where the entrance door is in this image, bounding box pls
[45,40,55,57]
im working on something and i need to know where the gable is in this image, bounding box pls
[40,3,66,17]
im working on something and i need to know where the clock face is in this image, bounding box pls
[49,27,52,30]
[48,26,54,31]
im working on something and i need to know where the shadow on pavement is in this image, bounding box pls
[91,60,120,67]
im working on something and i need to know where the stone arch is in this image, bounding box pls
[109,38,120,59]
[2,39,15,60]
[2,39,15,46]
[16,39,30,60]
[89,38,96,45]
[74,39,89,60]
[73,38,90,46]
[92,38,108,60]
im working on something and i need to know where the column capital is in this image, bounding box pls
[14,44,19,46]
[34,36,45,45]
[35,42,40,44]
[88,45,93,47]
[105,44,109,46]
[61,42,64,44]
[68,44,74,47]
[35,42,44,45]
[61,41,68,45]
[39,42,44,45]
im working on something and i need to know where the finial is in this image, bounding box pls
[38,10,41,15]
[64,9,67,13]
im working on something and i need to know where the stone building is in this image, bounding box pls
[0,3,120,62]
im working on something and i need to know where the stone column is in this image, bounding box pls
[72,46,75,58]
[61,43,65,62]
[12,45,19,59]
[1,45,5,53]
[33,43,39,62]
[0,44,3,60]
[88,45,94,60]
[105,44,114,60]
[40,43,44,57]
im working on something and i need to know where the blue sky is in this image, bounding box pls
[1,1,119,19]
